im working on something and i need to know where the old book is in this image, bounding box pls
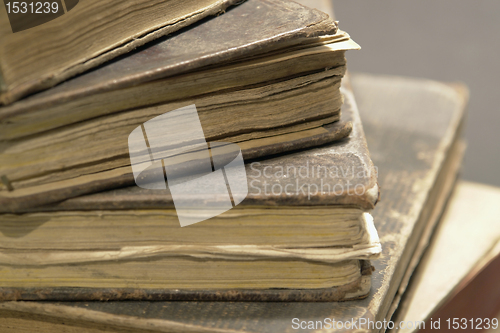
[0,0,239,105]
[0,0,359,212]
[391,181,500,333]
[0,75,381,301]
[0,73,467,332]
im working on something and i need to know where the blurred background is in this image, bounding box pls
[332,0,500,187]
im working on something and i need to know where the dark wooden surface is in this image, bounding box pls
[0,73,469,332]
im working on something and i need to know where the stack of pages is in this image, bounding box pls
[0,0,380,302]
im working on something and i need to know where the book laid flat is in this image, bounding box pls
[0,76,381,301]
[391,181,500,333]
[0,0,360,212]
[0,0,239,105]
[0,74,467,332]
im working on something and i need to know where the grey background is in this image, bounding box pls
[332,0,500,187]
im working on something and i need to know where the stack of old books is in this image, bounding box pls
[0,0,381,301]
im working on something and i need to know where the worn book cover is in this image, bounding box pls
[0,0,239,104]
[0,74,468,332]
